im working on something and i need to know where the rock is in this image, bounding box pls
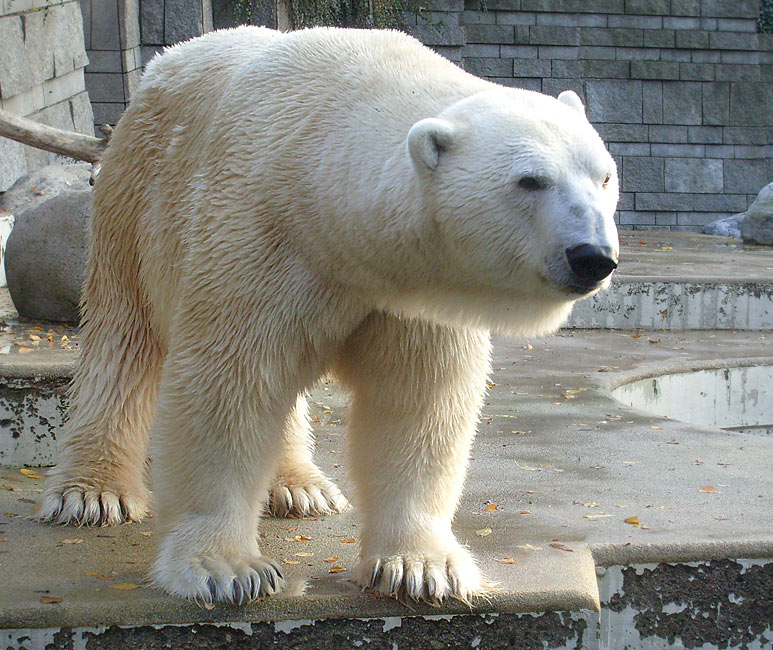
[0,162,92,216]
[702,213,744,238]
[740,183,773,246]
[5,189,91,322]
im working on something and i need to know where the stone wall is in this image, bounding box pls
[460,0,772,231]
[0,0,94,191]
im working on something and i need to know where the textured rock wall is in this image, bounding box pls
[0,0,94,191]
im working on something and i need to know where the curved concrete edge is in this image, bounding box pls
[599,356,773,392]
[590,538,773,568]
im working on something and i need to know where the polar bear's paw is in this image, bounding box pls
[356,547,489,605]
[36,479,148,527]
[268,475,349,518]
[152,552,285,605]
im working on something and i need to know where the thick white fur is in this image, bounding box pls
[37,26,618,605]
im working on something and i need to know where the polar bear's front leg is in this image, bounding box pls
[149,347,290,604]
[267,394,349,518]
[335,313,493,604]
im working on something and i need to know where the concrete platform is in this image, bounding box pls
[1,231,771,649]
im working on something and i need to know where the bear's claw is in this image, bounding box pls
[268,480,349,518]
[36,483,148,526]
[357,548,489,605]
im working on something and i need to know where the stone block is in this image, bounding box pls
[676,212,719,227]
[701,213,743,237]
[53,2,89,75]
[581,27,642,47]
[721,51,760,65]
[86,49,122,73]
[630,60,679,79]
[538,46,579,59]
[141,45,164,65]
[462,10,495,24]
[617,192,634,210]
[499,77,542,91]
[642,29,673,47]
[595,123,649,142]
[687,126,723,144]
[635,192,694,211]
[690,50,720,63]
[586,79,642,123]
[693,193,747,212]
[679,63,714,81]
[69,91,95,136]
[536,12,606,26]
[84,71,125,103]
[431,46,463,63]
[615,47,660,61]
[729,83,768,127]
[660,49,690,62]
[665,158,723,193]
[541,77,583,98]
[500,44,537,58]
[465,24,514,43]
[654,212,677,225]
[663,16,699,29]
[551,60,581,77]
[618,210,655,225]
[91,0,120,49]
[642,80,662,123]
[700,81,729,126]
[81,0,92,49]
[733,145,767,160]
[709,31,758,50]
[650,143,704,157]
[0,138,26,192]
[724,160,770,194]
[648,125,687,143]
[703,144,734,158]
[464,57,512,77]
[92,101,126,125]
[513,58,550,77]
[578,46,617,60]
[624,0,668,14]
[0,15,29,98]
[608,14,662,28]
[496,11,536,26]
[43,69,86,108]
[669,0,699,16]
[622,156,664,191]
[661,81,701,125]
[165,0,204,44]
[717,18,758,32]
[701,0,759,19]
[411,23,465,46]
[123,66,143,100]
[119,0,141,49]
[609,142,650,156]
[140,0,164,44]
[674,30,708,48]
[722,127,768,145]
[529,25,579,45]
[0,84,45,117]
[715,64,760,82]
[463,43,499,57]
[520,0,624,12]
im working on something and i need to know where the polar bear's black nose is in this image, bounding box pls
[565,244,618,284]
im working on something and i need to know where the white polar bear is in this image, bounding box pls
[37,26,619,605]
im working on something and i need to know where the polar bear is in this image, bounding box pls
[38,26,619,605]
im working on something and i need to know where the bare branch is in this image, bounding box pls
[0,108,108,164]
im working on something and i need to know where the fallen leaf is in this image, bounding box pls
[584,514,613,520]
[85,572,114,580]
[140,532,152,537]
[475,528,492,537]
[294,552,313,557]
[495,557,515,564]
[624,516,640,525]
[285,535,311,542]
[59,538,83,545]
[323,556,339,563]
[3,512,17,517]
[549,542,573,552]
[328,565,346,573]
[485,504,498,511]
[40,596,63,604]
[699,485,716,493]
[516,544,541,551]
[108,583,140,590]
[283,560,300,565]
[519,510,531,515]
[650,426,662,430]
[340,538,356,544]
[574,501,601,508]
[0,538,7,542]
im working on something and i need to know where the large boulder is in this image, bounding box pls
[5,189,91,322]
[0,162,92,216]
[740,183,773,246]
[702,212,743,238]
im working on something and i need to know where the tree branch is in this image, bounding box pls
[0,108,108,164]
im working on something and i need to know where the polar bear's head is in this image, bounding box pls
[401,88,619,336]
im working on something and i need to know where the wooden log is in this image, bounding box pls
[0,108,108,163]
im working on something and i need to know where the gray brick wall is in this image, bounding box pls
[0,0,94,191]
[461,0,772,231]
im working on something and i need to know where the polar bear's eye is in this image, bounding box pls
[518,176,548,191]
[602,173,612,188]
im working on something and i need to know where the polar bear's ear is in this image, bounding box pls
[408,118,456,171]
[557,90,586,116]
